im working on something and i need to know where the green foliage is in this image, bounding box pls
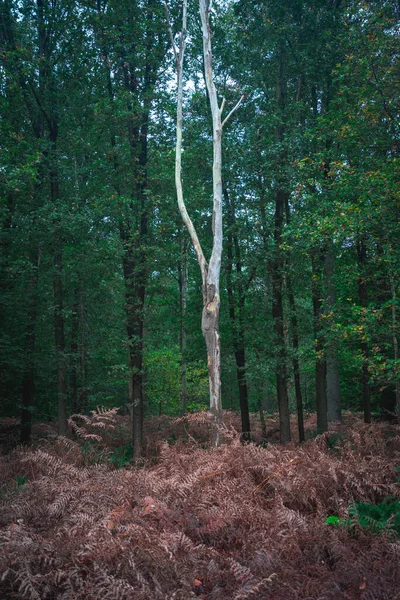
[349,498,400,537]
[145,348,181,416]
[326,492,400,538]
[1,476,28,500]
[109,443,133,468]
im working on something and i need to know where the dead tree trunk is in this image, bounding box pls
[167,0,242,446]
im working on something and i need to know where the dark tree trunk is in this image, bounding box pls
[20,246,40,445]
[285,199,305,442]
[357,237,371,423]
[70,289,80,414]
[178,236,188,416]
[272,190,291,443]
[50,128,68,436]
[272,46,291,444]
[324,249,342,422]
[225,187,251,440]
[122,110,149,456]
[311,249,328,433]
[288,285,305,442]
[53,240,68,435]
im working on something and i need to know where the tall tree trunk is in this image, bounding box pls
[20,245,40,445]
[287,283,305,442]
[172,0,240,445]
[271,192,291,444]
[121,74,151,456]
[285,199,305,442]
[271,46,291,444]
[53,239,68,435]
[70,288,79,414]
[357,237,371,423]
[324,249,342,421]
[179,236,188,416]
[389,276,400,421]
[49,127,68,436]
[199,0,225,446]
[79,297,88,414]
[225,187,250,440]
[311,249,328,433]
[254,349,267,439]
[0,190,15,400]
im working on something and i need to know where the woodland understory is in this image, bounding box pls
[1,411,400,600]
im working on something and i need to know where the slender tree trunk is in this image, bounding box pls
[257,394,267,439]
[171,0,242,445]
[285,200,305,442]
[0,190,15,401]
[324,249,342,421]
[311,249,328,433]
[20,246,40,445]
[271,46,291,444]
[70,288,79,414]
[357,237,371,423]
[50,131,68,436]
[254,348,267,438]
[225,187,250,440]
[179,236,188,415]
[287,284,305,442]
[389,276,400,421]
[121,76,151,456]
[79,299,88,414]
[53,241,68,435]
[271,189,291,444]
[199,0,225,446]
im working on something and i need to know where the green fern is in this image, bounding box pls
[327,499,400,537]
[349,498,400,537]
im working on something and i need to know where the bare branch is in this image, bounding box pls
[164,2,178,66]
[173,0,207,285]
[221,95,244,129]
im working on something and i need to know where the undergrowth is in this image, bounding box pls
[0,412,399,599]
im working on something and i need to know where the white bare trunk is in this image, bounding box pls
[167,0,242,446]
[199,0,223,444]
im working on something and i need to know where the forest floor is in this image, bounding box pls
[0,411,399,600]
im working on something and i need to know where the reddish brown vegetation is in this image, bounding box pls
[1,412,399,599]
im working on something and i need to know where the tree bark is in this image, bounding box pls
[198,0,225,446]
[357,237,371,423]
[311,249,328,433]
[170,0,238,446]
[389,276,400,421]
[49,123,68,435]
[20,246,40,445]
[225,188,250,440]
[70,288,79,415]
[178,236,188,415]
[271,46,291,444]
[324,249,342,422]
[285,200,305,442]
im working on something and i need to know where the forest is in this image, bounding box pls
[1,0,400,598]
